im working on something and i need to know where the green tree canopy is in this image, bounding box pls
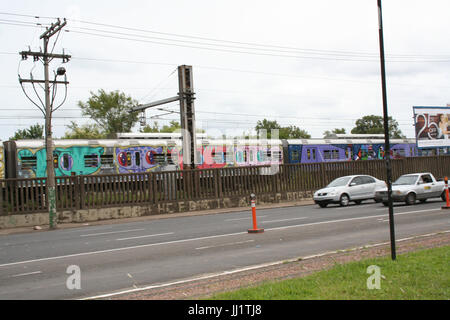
[255,119,310,139]
[10,123,44,140]
[140,120,204,134]
[351,115,405,138]
[78,89,139,135]
[63,121,107,139]
[323,128,346,138]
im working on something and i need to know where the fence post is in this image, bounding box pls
[73,175,80,210]
[79,176,86,209]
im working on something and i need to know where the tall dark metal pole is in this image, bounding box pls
[377,0,396,260]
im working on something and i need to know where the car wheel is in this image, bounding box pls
[318,202,328,208]
[339,194,350,207]
[405,193,416,205]
[382,201,389,207]
[442,192,447,202]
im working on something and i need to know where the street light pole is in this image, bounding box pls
[377,0,396,260]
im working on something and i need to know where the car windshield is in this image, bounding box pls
[327,176,352,187]
[393,175,418,186]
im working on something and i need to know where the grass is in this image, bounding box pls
[210,245,450,300]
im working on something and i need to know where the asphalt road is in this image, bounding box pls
[0,199,449,299]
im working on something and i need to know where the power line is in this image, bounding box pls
[2,12,450,62]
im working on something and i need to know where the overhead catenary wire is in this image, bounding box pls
[1,13,450,62]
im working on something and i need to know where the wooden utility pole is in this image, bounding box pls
[19,18,70,229]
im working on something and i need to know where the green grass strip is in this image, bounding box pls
[210,245,450,300]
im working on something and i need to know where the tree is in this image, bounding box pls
[63,121,107,139]
[139,121,160,133]
[323,128,346,138]
[10,123,44,140]
[78,89,139,135]
[351,115,405,139]
[140,120,204,134]
[280,125,311,139]
[255,119,310,139]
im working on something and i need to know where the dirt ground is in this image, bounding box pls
[102,231,450,300]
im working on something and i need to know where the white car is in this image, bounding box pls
[313,175,387,208]
[375,173,446,206]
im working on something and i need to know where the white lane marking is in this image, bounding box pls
[195,240,255,250]
[336,204,376,210]
[225,215,267,222]
[0,231,246,268]
[262,208,443,232]
[10,271,42,278]
[116,232,174,241]
[80,228,146,237]
[0,207,443,268]
[81,230,450,300]
[261,217,308,224]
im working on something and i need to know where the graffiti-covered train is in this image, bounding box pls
[0,133,448,179]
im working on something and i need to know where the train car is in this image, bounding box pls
[284,138,417,164]
[2,137,283,178]
[3,139,180,178]
[174,138,283,169]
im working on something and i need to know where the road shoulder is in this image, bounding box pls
[92,230,450,300]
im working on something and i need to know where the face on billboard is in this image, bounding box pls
[414,107,450,148]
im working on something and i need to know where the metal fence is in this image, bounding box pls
[1,156,449,215]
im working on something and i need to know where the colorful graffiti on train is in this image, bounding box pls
[17,146,105,178]
[115,146,165,173]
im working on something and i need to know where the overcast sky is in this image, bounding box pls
[1,0,450,141]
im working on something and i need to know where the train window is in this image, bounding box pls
[20,156,37,169]
[312,149,316,160]
[213,151,223,164]
[153,153,165,164]
[100,154,114,166]
[244,151,248,162]
[224,152,232,163]
[307,149,311,160]
[167,152,175,165]
[84,154,99,167]
[126,152,132,165]
[393,149,406,157]
[135,152,141,166]
[291,150,299,162]
[273,151,282,162]
[332,150,339,159]
[63,154,70,170]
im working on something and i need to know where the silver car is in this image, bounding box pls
[313,175,387,208]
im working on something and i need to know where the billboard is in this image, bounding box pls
[413,106,450,148]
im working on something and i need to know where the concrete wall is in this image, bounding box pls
[0,190,313,229]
